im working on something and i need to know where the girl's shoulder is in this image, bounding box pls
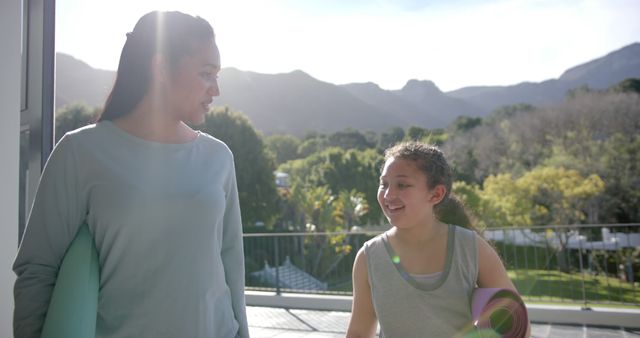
[362,233,387,255]
[363,232,385,246]
[451,225,479,263]
[451,224,478,243]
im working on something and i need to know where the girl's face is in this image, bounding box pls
[377,157,440,229]
[163,38,220,125]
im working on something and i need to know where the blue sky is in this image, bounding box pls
[56,0,640,91]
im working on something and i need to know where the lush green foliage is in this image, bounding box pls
[443,85,639,224]
[55,79,640,228]
[278,147,383,224]
[201,107,280,227]
[477,167,604,227]
[265,134,300,166]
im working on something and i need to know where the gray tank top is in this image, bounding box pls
[364,225,478,338]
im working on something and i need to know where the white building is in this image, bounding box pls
[275,171,290,189]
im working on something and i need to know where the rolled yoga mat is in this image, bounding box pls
[470,287,528,338]
[41,223,100,338]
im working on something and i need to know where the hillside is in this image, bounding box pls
[55,42,640,135]
[447,43,640,111]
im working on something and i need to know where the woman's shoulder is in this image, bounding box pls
[196,132,233,156]
[54,123,101,151]
[62,123,100,138]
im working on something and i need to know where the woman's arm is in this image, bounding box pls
[13,135,86,338]
[220,156,249,338]
[476,234,531,337]
[346,247,378,338]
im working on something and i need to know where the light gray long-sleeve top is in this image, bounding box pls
[13,121,249,338]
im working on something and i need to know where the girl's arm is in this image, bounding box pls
[476,234,531,337]
[476,234,517,290]
[346,247,378,338]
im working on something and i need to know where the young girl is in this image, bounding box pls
[346,141,529,337]
[13,11,249,338]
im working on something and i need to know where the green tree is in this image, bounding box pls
[327,129,373,150]
[265,134,300,165]
[609,78,640,94]
[201,107,280,228]
[543,130,640,223]
[322,148,382,223]
[448,116,482,134]
[419,129,448,146]
[452,181,482,218]
[407,125,427,140]
[287,184,366,279]
[279,147,383,224]
[479,167,604,227]
[479,166,605,272]
[378,126,405,150]
[443,89,639,223]
[566,85,593,99]
[290,185,335,231]
[484,104,535,126]
[333,190,369,229]
[278,148,336,190]
[55,102,99,142]
[599,134,640,222]
[297,137,328,158]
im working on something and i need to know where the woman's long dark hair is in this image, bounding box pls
[97,11,214,122]
[383,141,480,234]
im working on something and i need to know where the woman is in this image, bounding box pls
[13,11,249,338]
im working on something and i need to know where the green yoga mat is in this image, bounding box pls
[41,223,100,338]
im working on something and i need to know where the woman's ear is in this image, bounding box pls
[149,54,169,84]
[429,185,447,205]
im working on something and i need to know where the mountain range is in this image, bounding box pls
[56,42,640,136]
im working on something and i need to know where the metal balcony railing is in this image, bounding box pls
[243,224,640,308]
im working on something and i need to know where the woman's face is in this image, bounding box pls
[377,157,438,229]
[164,38,220,125]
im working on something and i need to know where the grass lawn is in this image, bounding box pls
[251,268,640,308]
[509,269,640,306]
[324,269,640,307]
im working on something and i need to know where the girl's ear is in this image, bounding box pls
[429,184,447,205]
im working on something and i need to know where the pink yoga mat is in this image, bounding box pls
[470,288,528,338]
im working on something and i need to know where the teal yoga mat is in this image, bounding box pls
[41,224,100,338]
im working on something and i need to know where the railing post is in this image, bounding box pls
[577,228,590,310]
[624,227,638,306]
[274,236,281,295]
